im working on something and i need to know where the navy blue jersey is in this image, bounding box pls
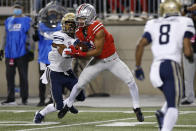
[5,16,31,58]
[38,22,61,64]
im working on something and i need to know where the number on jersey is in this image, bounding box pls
[159,24,171,45]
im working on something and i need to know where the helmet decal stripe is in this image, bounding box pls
[78,4,85,14]
[76,3,96,27]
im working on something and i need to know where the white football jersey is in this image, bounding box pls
[48,31,75,73]
[144,16,195,64]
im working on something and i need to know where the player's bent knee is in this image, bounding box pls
[76,82,86,90]
[128,81,137,88]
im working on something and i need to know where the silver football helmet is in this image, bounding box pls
[75,3,96,27]
[38,1,67,28]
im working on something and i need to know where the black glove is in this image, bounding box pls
[25,50,34,62]
[33,29,39,41]
[185,55,194,63]
[134,66,145,80]
[0,50,4,61]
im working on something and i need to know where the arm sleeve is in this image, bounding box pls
[53,32,76,46]
[142,21,153,43]
[184,18,195,39]
[142,32,152,43]
[52,32,65,44]
[26,21,35,51]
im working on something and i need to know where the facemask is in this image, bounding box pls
[13,9,22,16]
[48,14,57,21]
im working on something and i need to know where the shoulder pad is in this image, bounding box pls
[53,31,66,44]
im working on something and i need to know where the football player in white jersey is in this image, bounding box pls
[135,0,195,131]
[33,13,85,123]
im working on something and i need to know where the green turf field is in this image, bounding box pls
[0,106,195,131]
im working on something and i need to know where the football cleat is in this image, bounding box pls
[155,110,164,130]
[34,111,44,123]
[133,108,144,122]
[69,106,78,114]
[58,105,78,119]
[58,105,69,119]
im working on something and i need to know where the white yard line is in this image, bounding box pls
[1,109,196,114]
[16,116,154,131]
[0,121,59,126]
[0,109,194,131]
[2,109,196,113]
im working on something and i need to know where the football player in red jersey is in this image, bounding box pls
[58,3,144,122]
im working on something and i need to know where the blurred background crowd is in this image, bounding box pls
[0,0,194,21]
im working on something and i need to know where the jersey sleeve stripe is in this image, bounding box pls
[53,35,64,42]
[93,25,103,34]
[93,23,102,31]
[187,25,194,28]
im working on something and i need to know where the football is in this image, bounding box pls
[75,42,89,52]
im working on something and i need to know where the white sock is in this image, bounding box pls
[161,108,178,131]
[63,98,68,106]
[67,84,82,107]
[161,102,167,114]
[40,103,57,116]
[128,82,140,109]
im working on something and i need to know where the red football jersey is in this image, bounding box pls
[76,20,116,59]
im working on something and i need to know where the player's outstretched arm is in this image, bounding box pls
[52,43,73,58]
[183,38,194,62]
[135,38,149,67]
[52,43,66,54]
[134,37,149,80]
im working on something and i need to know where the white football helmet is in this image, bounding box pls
[75,3,96,27]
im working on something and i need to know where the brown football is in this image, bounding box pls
[75,42,89,52]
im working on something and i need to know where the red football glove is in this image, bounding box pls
[65,45,78,56]
[75,48,87,57]
[65,45,87,57]
[69,45,77,53]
